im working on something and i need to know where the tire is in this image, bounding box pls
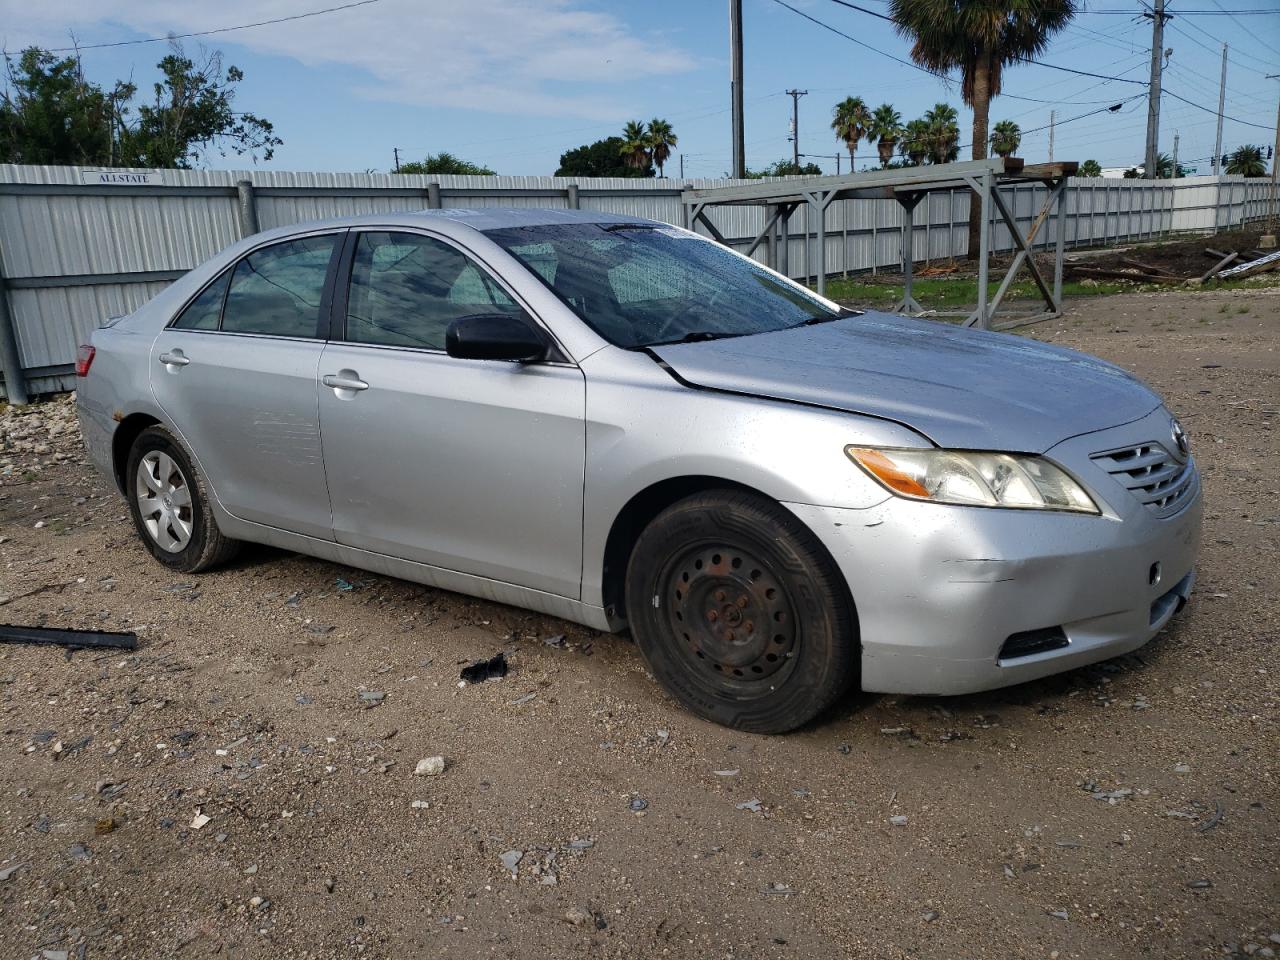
[125,425,240,573]
[624,490,858,733]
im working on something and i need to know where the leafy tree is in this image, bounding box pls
[924,103,960,164]
[869,104,903,168]
[1,48,119,165]
[990,119,1021,158]
[0,43,279,168]
[396,151,495,175]
[117,48,280,167]
[900,118,931,166]
[556,136,652,177]
[831,96,872,170]
[646,118,678,177]
[1226,144,1266,177]
[1078,158,1102,177]
[619,120,651,171]
[1123,167,1141,179]
[742,158,824,178]
[889,0,1078,256]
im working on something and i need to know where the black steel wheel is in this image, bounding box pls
[625,489,858,733]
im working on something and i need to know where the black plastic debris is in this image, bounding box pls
[459,651,508,684]
[0,624,137,651]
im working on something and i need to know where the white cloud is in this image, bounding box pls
[0,0,697,119]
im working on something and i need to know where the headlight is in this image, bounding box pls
[846,446,1099,514]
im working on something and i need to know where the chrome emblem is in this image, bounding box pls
[1171,418,1190,461]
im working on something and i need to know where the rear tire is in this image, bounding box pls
[125,425,240,573]
[624,490,858,733]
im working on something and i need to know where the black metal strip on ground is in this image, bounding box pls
[0,625,138,650]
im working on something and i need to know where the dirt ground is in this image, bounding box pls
[1,287,1276,960]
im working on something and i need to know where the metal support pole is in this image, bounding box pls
[235,180,259,237]
[566,184,580,209]
[427,182,442,209]
[779,205,791,278]
[975,169,992,329]
[894,193,924,315]
[809,191,828,296]
[765,204,776,269]
[1053,179,1066,310]
[0,260,27,404]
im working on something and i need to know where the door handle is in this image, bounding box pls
[322,373,369,392]
[158,350,190,367]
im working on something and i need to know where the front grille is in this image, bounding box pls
[1091,441,1196,519]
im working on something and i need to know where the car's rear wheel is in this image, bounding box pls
[126,426,240,573]
[624,490,858,733]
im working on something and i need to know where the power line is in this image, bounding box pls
[44,0,382,52]
[1163,87,1276,129]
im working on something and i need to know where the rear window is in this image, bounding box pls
[172,270,230,331]
[221,235,338,338]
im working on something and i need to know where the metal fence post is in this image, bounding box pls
[975,169,992,330]
[0,257,28,404]
[235,180,259,237]
[427,182,442,209]
[566,184,580,210]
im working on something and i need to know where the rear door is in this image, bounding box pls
[149,231,343,540]
[316,228,586,598]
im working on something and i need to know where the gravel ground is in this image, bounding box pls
[0,288,1276,960]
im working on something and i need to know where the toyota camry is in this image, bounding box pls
[76,208,1201,732]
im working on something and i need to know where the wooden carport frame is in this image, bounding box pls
[680,158,1078,331]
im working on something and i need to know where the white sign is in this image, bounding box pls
[79,170,164,186]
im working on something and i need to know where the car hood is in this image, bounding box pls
[650,312,1162,453]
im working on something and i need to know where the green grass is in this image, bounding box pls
[818,276,1129,309]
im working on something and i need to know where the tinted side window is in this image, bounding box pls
[172,270,230,330]
[221,235,337,338]
[345,232,522,350]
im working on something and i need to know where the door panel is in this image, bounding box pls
[318,346,585,596]
[150,331,333,539]
[148,233,340,540]
[317,229,586,598]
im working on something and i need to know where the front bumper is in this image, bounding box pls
[785,409,1203,696]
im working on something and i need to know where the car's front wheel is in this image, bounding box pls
[624,490,858,733]
[125,425,240,573]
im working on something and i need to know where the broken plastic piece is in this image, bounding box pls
[459,652,508,684]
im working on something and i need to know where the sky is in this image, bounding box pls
[0,0,1276,178]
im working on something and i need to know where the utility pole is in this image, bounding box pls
[679,154,684,179]
[1172,131,1179,178]
[729,0,745,179]
[1213,44,1228,175]
[786,89,808,169]
[1143,0,1169,179]
[1048,110,1055,162]
[393,147,401,173]
[1263,74,1279,248]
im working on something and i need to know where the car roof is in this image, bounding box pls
[248,207,657,245]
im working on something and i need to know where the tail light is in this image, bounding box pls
[75,344,96,377]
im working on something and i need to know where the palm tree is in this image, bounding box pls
[900,119,931,166]
[646,118,678,178]
[1153,152,1176,179]
[869,104,903,168]
[990,119,1021,158]
[1226,144,1266,177]
[1078,159,1102,178]
[924,103,960,165]
[619,120,651,171]
[889,0,1078,256]
[831,96,872,170]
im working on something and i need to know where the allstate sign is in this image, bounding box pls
[79,170,164,186]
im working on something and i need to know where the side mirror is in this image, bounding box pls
[445,314,547,363]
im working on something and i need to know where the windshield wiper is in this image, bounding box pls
[645,329,739,346]
[602,223,658,232]
[790,307,863,330]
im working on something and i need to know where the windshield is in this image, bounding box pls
[482,223,843,348]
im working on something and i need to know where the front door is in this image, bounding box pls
[317,229,586,598]
[149,232,342,540]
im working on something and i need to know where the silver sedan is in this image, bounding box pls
[76,209,1201,732]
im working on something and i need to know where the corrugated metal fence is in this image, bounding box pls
[0,164,1271,397]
